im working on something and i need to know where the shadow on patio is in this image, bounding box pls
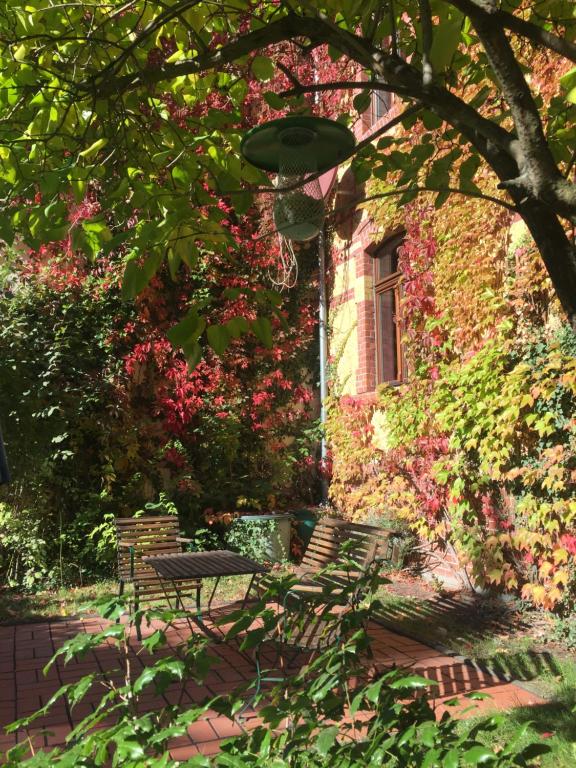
[0,602,545,761]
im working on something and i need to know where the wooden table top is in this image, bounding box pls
[143,549,269,580]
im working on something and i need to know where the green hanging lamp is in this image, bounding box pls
[241,115,355,242]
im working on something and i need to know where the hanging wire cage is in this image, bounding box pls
[241,115,355,244]
[240,115,354,287]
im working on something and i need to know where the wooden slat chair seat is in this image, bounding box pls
[115,516,201,637]
[256,517,399,598]
[297,517,395,573]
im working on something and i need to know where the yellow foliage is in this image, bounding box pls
[552,548,569,565]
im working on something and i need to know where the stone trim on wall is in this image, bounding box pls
[331,287,355,308]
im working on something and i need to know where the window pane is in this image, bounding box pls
[377,245,399,280]
[374,90,389,121]
[378,289,398,381]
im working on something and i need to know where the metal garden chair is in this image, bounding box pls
[246,547,388,714]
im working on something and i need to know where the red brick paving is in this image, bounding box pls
[0,608,543,761]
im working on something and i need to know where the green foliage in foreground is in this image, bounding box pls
[1,1,576,326]
[3,565,551,767]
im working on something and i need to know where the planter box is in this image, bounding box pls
[233,513,292,563]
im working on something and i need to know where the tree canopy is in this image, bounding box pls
[1,0,575,333]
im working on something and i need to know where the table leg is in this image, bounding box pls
[169,579,195,635]
[189,576,225,642]
[207,576,221,614]
[242,573,258,609]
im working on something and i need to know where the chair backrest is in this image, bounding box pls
[300,517,397,573]
[115,515,182,581]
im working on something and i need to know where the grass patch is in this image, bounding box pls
[461,654,576,768]
[373,585,576,767]
[0,575,256,624]
[0,580,117,623]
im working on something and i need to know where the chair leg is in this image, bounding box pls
[135,583,141,641]
[116,581,125,624]
[235,644,263,722]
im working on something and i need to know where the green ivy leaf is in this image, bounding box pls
[251,56,275,81]
[133,658,186,695]
[0,215,14,245]
[418,720,438,748]
[225,316,249,339]
[183,341,203,370]
[462,745,497,764]
[315,725,339,756]
[250,316,273,348]
[263,91,285,110]
[560,66,576,103]
[443,748,459,768]
[78,137,109,160]
[422,748,441,767]
[353,91,371,114]
[429,15,463,72]
[167,311,206,347]
[207,324,231,355]
[141,629,166,654]
[389,674,434,690]
[67,674,96,709]
[121,260,149,300]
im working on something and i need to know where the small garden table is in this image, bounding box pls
[143,549,269,638]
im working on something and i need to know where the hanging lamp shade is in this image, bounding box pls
[241,116,355,242]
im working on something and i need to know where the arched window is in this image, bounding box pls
[373,233,405,384]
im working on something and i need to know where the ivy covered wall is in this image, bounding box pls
[326,189,576,611]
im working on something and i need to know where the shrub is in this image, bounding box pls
[0,242,319,588]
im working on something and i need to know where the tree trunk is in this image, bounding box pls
[514,199,576,328]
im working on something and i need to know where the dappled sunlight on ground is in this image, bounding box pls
[0,602,544,761]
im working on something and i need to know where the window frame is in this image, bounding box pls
[370,86,391,125]
[373,233,405,385]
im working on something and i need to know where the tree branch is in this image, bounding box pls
[73,7,575,222]
[83,11,517,165]
[447,0,576,63]
[279,79,410,98]
[82,12,308,96]
[468,7,576,219]
[329,184,519,217]
[354,104,422,156]
[419,0,434,88]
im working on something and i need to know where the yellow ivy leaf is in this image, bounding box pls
[487,568,503,584]
[539,561,554,579]
[531,585,547,605]
[552,548,569,565]
[544,587,563,607]
[505,574,518,590]
[553,569,569,587]
[521,583,534,599]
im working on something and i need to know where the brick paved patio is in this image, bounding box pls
[0,606,543,761]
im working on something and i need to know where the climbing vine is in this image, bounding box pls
[328,186,576,610]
